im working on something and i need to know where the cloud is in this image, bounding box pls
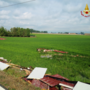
[13,10,21,16]
[64,3,82,13]
[13,12,33,19]
[0,0,90,33]
[0,16,9,19]
[0,10,10,19]
[0,10,10,15]
[0,1,9,7]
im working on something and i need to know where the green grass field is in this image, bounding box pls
[0,34,90,83]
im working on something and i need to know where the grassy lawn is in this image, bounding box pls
[0,34,90,83]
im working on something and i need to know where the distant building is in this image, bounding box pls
[69,33,77,35]
[84,33,90,35]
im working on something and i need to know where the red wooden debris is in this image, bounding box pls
[0,38,5,40]
[23,78,48,89]
[32,79,48,89]
[23,74,76,90]
[23,77,59,90]
[37,48,68,54]
[61,87,72,90]
[54,50,68,53]
[40,76,61,87]
[52,74,69,81]
[50,87,58,90]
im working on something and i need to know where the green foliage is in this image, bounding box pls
[0,26,48,37]
[10,27,30,37]
[0,26,8,36]
[30,28,48,33]
[0,27,30,37]
[30,29,40,33]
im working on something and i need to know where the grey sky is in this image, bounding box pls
[0,0,90,33]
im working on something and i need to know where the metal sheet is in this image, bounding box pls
[40,76,61,87]
[27,67,47,79]
[73,81,90,90]
[0,62,10,70]
[52,74,69,80]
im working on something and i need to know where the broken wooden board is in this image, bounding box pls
[61,87,73,90]
[40,76,61,87]
[23,77,58,90]
[51,74,69,81]
[23,77,49,90]
[27,67,47,79]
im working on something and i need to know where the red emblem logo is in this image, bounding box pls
[81,4,90,17]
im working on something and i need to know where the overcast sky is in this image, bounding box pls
[0,0,90,33]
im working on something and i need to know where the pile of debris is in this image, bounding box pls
[40,55,52,58]
[38,48,88,59]
[23,67,76,90]
[0,57,90,90]
[23,68,90,90]
[0,38,5,40]
[37,48,68,59]
[37,48,68,54]
[0,57,33,75]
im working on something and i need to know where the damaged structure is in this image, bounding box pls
[0,57,90,90]
[23,73,77,90]
[37,48,68,54]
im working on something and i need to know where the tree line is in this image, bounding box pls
[30,29,48,33]
[0,26,30,37]
[0,26,48,37]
